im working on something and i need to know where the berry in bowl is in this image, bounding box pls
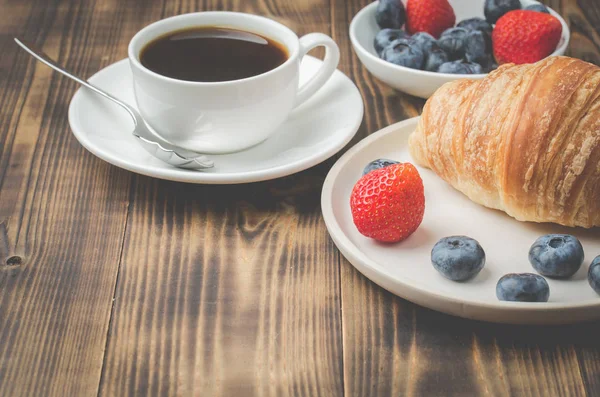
[349,0,569,98]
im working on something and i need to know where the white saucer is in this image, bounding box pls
[321,117,600,325]
[68,56,363,184]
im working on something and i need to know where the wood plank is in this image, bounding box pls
[0,0,133,395]
[98,1,345,395]
[332,0,600,395]
[339,268,599,396]
[546,0,600,66]
[577,325,600,397]
[99,176,344,396]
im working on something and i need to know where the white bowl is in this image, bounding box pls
[350,0,570,98]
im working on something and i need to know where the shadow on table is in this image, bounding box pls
[123,115,368,214]
[408,298,600,347]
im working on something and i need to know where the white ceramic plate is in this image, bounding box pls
[321,118,600,324]
[68,56,363,184]
[350,0,570,98]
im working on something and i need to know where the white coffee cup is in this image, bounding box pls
[128,12,340,154]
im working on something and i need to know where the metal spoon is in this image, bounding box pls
[14,38,214,170]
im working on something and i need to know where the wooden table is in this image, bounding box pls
[1,0,599,395]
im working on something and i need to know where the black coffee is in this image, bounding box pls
[140,26,288,82]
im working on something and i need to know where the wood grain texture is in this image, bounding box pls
[339,268,600,397]
[335,1,600,396]
[0,0,599,396]
[99,174,344,396]
[546,0,600,65]
[0,0,132,395]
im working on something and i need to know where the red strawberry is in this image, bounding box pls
[406,0,455,38]
[350,163,425,243]
[492,10,562,65]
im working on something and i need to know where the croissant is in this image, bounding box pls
[409,56,600,228]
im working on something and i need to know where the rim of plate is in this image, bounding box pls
[321,117,600,315]
[68,57,364,184]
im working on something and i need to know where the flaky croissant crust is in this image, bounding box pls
[409,56,600,228]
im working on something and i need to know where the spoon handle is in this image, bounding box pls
[14,38,137,122]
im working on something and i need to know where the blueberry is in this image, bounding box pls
[477,56,498,72]
[362,159,399,175]
[376,0,406,29]
[438,27,469,59]
[458,18,493,53]
[525,3,550,13]
[465,30,488,64]
[438,60,483,74]
[410,32,437,53]
[588,256,600,295]
[484,0,521,24]
[457,18,493,36]
[424,42,449,72]
[431,236,486,281]
[496,273,550,302]
[374,29,410,56]
[529,234,584,278]
[410,33,451,72]
[382,39,424,69]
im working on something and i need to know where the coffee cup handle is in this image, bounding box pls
[294,33,340,107]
